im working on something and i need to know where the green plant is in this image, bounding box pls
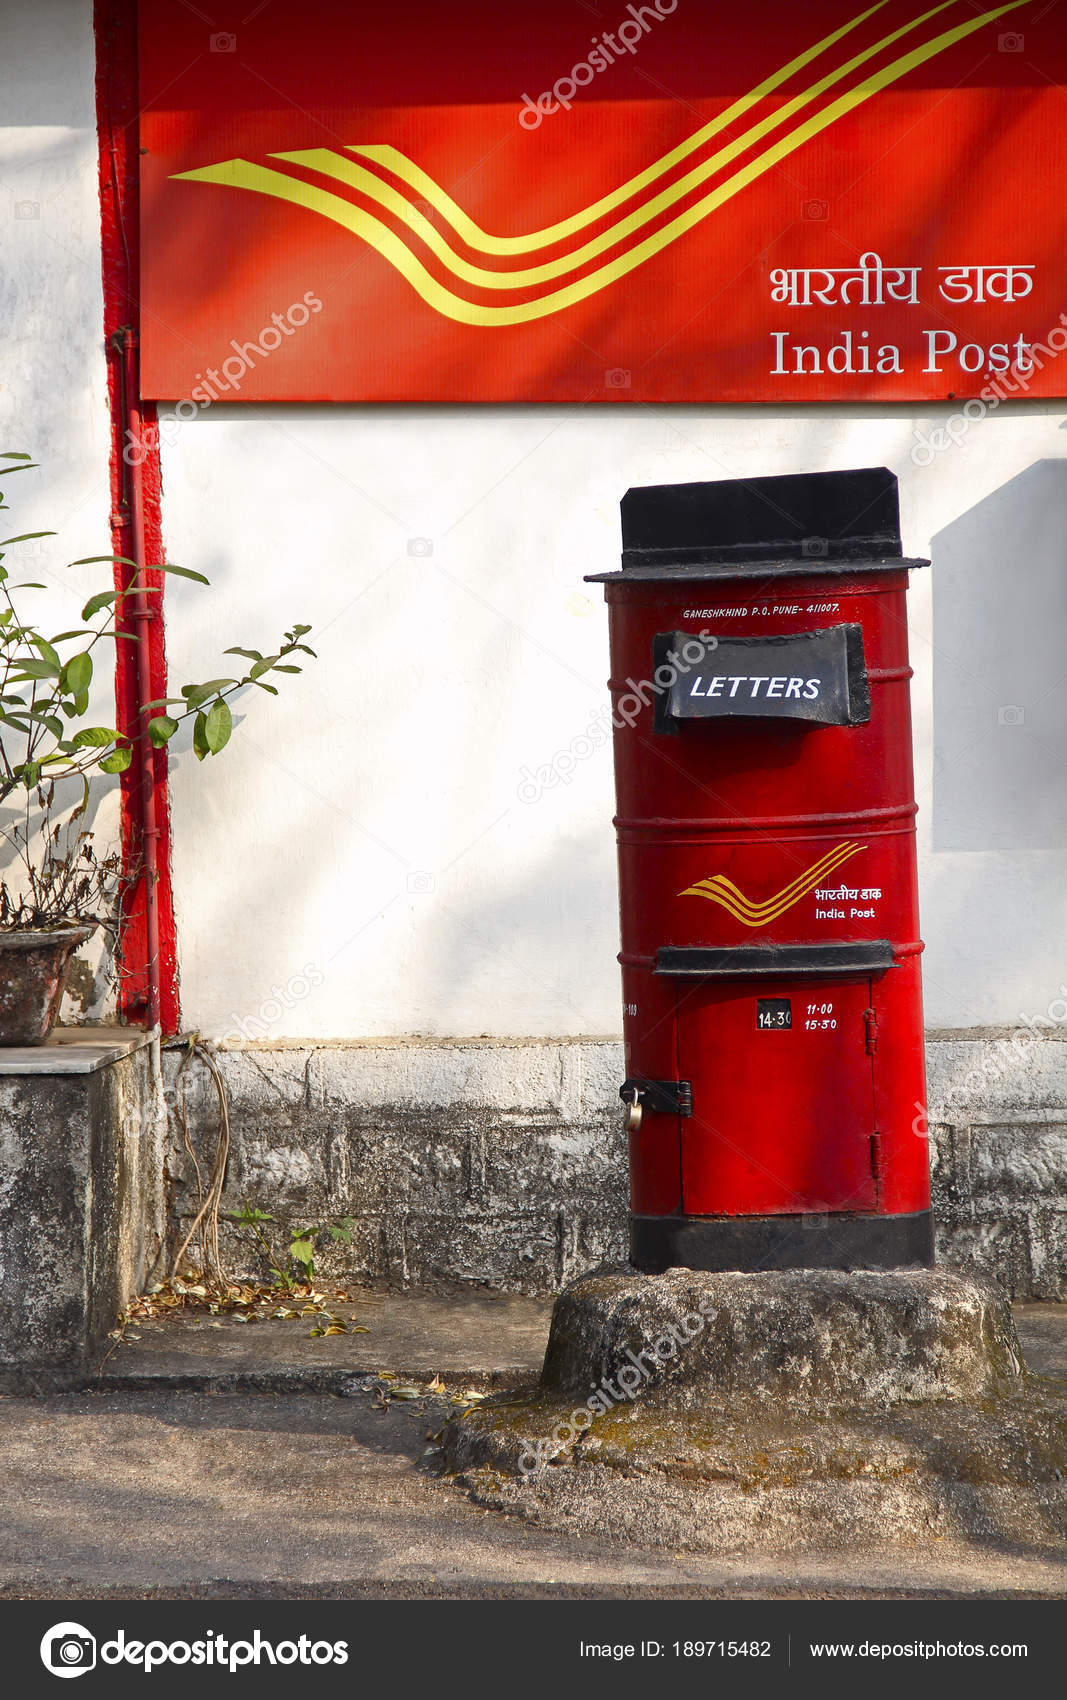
[0,450,316,924]
[226,1202,356,1289]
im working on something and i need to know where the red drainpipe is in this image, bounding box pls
[95,0,179,1033]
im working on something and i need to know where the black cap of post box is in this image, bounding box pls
[584,467,929,582]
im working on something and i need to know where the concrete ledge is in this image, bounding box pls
[0,1026,157,1075]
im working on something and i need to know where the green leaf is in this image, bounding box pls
[81,591,120,620]
[192,710,210,762]
[203,697,232,754]
[11,658,60,680]
[0,531,54,545]
[31,636,61,668]
[289,1238,314,1266]
[70,726,118,748]
[60,652,93,696]
[248,657,278,679]
[252,680,278,695]
[181,678,236,698]
[142,697,188,709]
[0,711,31,733]
[271,664,302,674]
[52,629,96,643]
[181,679,236,711]
[159,563,210,585]
[20,761,41,788]
[99,746,133,774]
[27,711,64,739]
[0,451,32,460]
[223,647,264,662]
[69,554,139,568]
[147,714,178,748]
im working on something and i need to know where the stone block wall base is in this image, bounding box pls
[165,1036,1067,1299]
[444,1267,1067,1553]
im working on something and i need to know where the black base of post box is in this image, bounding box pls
[631,1210,935,1274]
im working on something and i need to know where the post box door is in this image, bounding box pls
[675,978,879,1216]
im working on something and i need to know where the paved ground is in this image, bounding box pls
[0,1291,1063,1600]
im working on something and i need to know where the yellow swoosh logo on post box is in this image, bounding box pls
[171,0,1030,327]
[679,842,866,927]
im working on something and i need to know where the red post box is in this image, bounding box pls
[586,468,933,1272]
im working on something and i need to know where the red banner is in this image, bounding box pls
[139,0,1067,402]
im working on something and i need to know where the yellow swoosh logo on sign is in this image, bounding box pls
[172,0,1029,325]
[343,0,896,256]
[680,842,866,927]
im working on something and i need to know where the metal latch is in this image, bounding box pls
[620,1077,693,1133]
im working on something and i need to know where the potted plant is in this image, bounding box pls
[0,450,315,1043]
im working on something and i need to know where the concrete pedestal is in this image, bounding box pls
[444,1266,1067,1553]
[0,1028,167,1388]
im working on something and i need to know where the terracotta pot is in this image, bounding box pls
[0,924,96,1045]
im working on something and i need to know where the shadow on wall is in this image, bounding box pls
[932,460,1067,852]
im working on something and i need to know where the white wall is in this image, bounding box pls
[158,400,1067,1038]
[0,0,118,1017]
[2,2,1064,1046]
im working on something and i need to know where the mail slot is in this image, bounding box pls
[586,467,934,1272]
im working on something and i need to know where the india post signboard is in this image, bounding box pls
[139,0,1067,403]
